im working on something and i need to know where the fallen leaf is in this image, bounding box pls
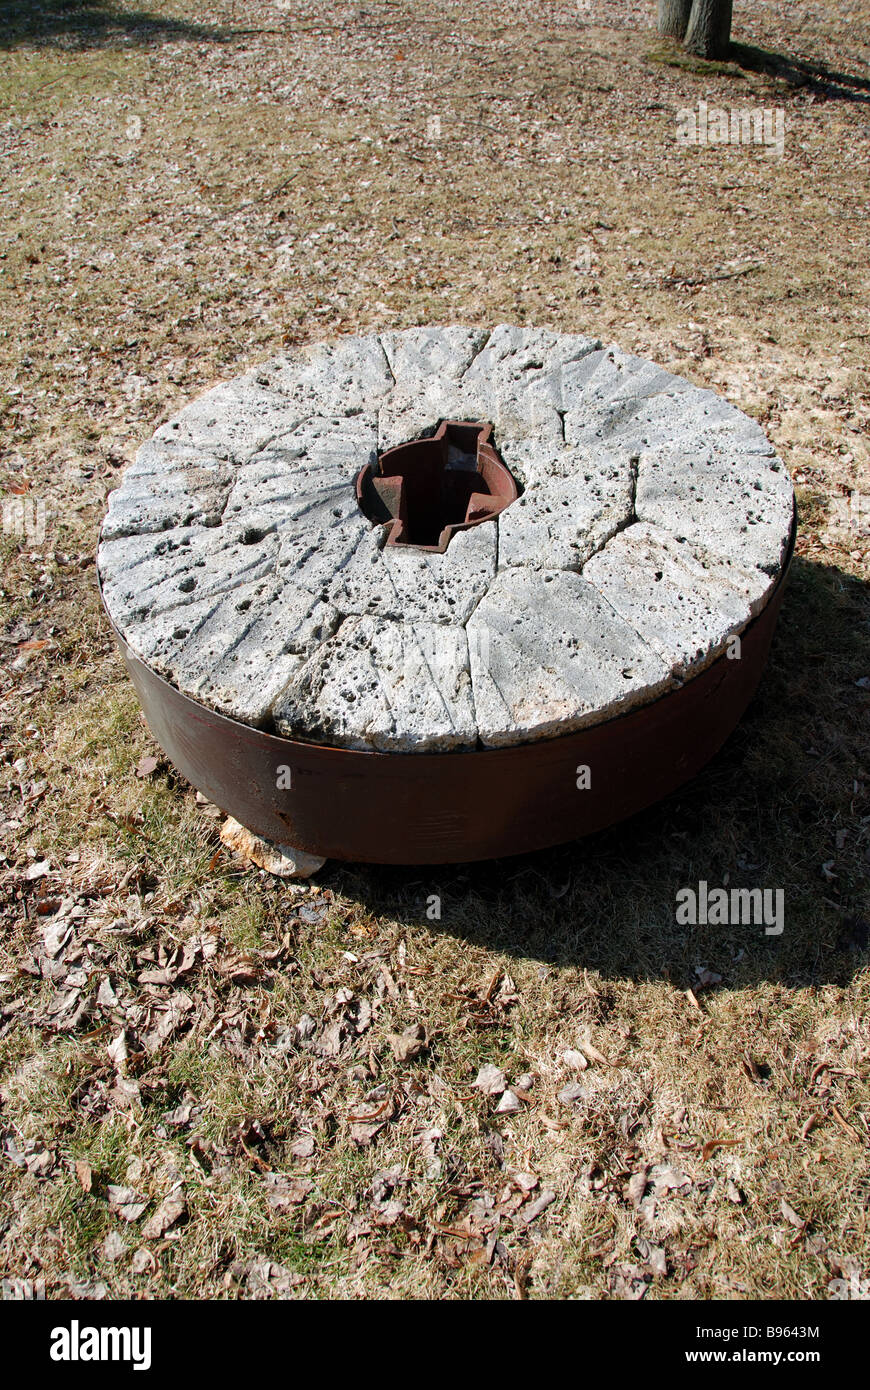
[627,1168,648,1207]
[562,1048,588,1071]
[473,1063,506,1096]
[650,1164,691,1194]
[348,1096,395,1146]
[143,993,193,1052]
[106,1184,148,1223]
[75,1160,92,1193]
[217,952,260,986]
[701,1137,742,1161]
[387,1023,427,1063]
[141,1187,186,1239]
[96,977,119,1009]
[558,1082,587,1106]
[580,1036,610,1066]
[512,1172,539,1193]
[517,1189,556,1225]
[830,1105,863,1143]
[289,1135,316,1160]
[781,1198,806,1230]
[135,755,159,779]
[264,1172,313,1210]
[41,918,72,959]
[106,1030,128,1069]
[25,1147,55,1177]
[67,1279,108,1300]
[103,1231,129,1262]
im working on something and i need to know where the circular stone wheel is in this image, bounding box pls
[98,325,795,862]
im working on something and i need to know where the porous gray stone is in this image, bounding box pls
[272,616,476,752]
[153,380,307,462]
[122,579,339,728]
[99,325,794,751]
[465,567,673,747]
[247,334,396,416]
[635,444,794,586]
[582,522,756,679]
[326,519,496,625]
[496,444,634,572]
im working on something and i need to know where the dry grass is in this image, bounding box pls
[0,0,868,1300]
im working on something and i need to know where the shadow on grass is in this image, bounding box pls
[0,0,256,50]
[336,555,870,989]
[648,36,870,105]
[730,43,870,105]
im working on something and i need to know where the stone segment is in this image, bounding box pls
[378,325,601,455]
[496,444,635,571]
[224,413,378,521]
[568,376,774,454]
[272,617,476,752]
[224,413,377,567]
[461,325,602,405]
[466,568,673,747]
[99,325,795,752]
[244,334,395,415]
[327,520,496,626]
[99,524,279,630]
[558,346,689,445]
[121,580,339,727]
[582,522,756,679]
[635,446,794,581]
[153,380,308,462]
[379,325,488,385]
[101,458,233,541]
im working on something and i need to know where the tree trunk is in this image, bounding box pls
[683,0,733,59]
[657,0,693,40]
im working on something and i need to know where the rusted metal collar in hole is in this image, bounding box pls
[355,420,519,553]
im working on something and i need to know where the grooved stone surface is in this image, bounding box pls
[98,326,794,752]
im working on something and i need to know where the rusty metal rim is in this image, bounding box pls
[99,509,795,865]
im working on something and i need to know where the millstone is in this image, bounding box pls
[98,325,794,863]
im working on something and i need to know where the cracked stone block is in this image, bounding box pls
[122,579,339,727]
[272,617,476,752]
[497,445,635,570]
[327,518,496,625]
[380,325,489,385]
[636,446,794,580]
[101,460,233,541]
[466,567,673,747]
[582,522,759,679]
[153,380,309,462]
[98,524,279,631]
[245,335,395,415]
